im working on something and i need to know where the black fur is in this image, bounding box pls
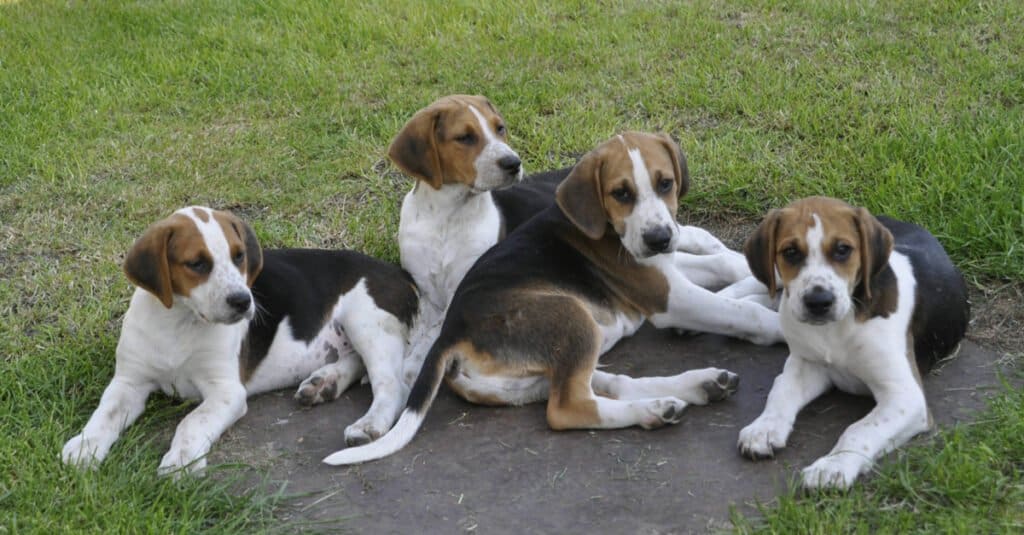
[492,166,572,234]
[877,216,970,372]
[240,249,418,376]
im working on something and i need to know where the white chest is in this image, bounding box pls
[399,186,501,311]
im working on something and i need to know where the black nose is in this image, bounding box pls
[497,155,521,175]
[226,291,252,314]
[642,226,673,253]
[803,286,834,317]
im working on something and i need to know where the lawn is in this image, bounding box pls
[1,0,1021,532]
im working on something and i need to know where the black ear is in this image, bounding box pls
[388,107,443,189]
[853,206,894,301]
[124,220,175,308]
[656,133,689,199]
[744,209,782,298]
[555,149,607,240]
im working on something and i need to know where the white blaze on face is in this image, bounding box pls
[468,104,522,191]
[177,207,252,323]
[620,137,677,258]
[786,214,853,322]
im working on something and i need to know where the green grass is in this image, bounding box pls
[0,0,1021,532]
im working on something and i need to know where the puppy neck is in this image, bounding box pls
[409,180,493,212]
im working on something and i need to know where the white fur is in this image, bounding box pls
[783,214,853,322]
[619,141,678,259]
[738,233,929,489]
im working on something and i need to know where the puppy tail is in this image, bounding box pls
[322,341,451,466]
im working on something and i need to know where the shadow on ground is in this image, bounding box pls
[215,327,1008,534]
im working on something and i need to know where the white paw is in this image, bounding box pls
[402,366,420,388]
[295,372,342,406]
[801,454,863,490]
[61,435,103,469]
[344,418,386,447]
[722,251,752,282]
[738,416,791,459]
[746,323,785,346]
[680,368,740,405]
[158,446,207,478]
[641,397,688,429]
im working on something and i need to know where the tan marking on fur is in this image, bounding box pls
[211,210,262,285]
[444,341,542,406]
[123,214,209,307]
[388,94,509,190]
[556,131,683,240]
[560,229,670,316]
[191,207,210,223]
[546,341,601,430]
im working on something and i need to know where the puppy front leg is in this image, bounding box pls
[673,225,730,255]
[62,376,154,468]
[672,251,750,290]
[649,274,784,345]
[158,381,247,477]
[738,356,832,459]
[802,376,930,489]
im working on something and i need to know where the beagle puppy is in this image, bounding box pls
[391,95,757,385]
[737,197,969,488]
[389,94,565,386]
[323,132,784,465]
[62,207,418,475]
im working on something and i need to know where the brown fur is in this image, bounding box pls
[388,94,509,190]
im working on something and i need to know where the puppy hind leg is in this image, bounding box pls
[546,329,687,431]
[295,338,365,406]
[340,312,411,447]
[592,367,739,405]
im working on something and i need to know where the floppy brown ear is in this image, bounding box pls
[657,133,689,199]
[744,209,782,298]
[124,220,175,308]
[853,207,894,301]
[388,107,444,189]
[556,149,607,240]
[240,219,263,286]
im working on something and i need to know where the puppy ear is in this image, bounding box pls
[853,206,894,301]
[556,149,607,240]
[388,107,444,189]
[229,214,263,287]
[744,209,782,298]
[124,220,175,308]
[657,133,689,199]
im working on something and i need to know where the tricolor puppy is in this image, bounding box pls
[391,95,755,385]
[323,132,784,466]
[62,207,417,476]
[737,197,969,489]
[390,94,566,384]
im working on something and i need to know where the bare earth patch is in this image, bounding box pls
[210,215,1020,533]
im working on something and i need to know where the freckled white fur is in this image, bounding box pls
[739,246,930,490]
[785,214,853,321]
[63,211,411,476]
[620,144,677,258]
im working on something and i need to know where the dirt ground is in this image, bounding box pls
[212,217,1021,534]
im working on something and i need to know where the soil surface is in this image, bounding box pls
[216,333,1008,534]
[211,216,1021,534]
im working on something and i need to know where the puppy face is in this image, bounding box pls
[124,207,263,324]
[744,197,893,324]
[388,94,523,192]
[556,132,688,259]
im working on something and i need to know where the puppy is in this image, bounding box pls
[323,132,783,465]
[391,95,757,385]
[62,207,418,475]
[737,197,969,488]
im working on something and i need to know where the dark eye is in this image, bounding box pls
[656,177,674,194]
[232,251,244,266]
[495,124,506,136]
[832,243,853,261]
[455,132,477,145]
[781,246,804,265]
[185,258,211,274]
[611,187,634,204]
